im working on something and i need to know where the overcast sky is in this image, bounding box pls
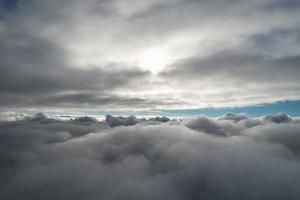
[1,0,300,111]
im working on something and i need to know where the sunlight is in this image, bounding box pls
[138,48,168,74]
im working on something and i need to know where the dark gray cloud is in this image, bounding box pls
[185,114,261,136]
[160,40,300,105]
[0,113,300,200]
[186,116,231,136]
[104,115,171,127]
[73,116,98,123]
[105,115,139,127]
[161,49,300,83]
[264,0,300,10]
[149,116,170,122]
[0,30,150,108]
[19,93,164,108]
[218,113,248,122]
[263,113,292,123]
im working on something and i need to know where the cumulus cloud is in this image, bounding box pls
[218,113,248,122]
[149,116,170,122]
[1,113,300,200]
[262,113,292,123]
[105,115,139,127]
[185,113,258,136]
[73,116,98,123]
[186,116,231,136]
[27,112,49,122]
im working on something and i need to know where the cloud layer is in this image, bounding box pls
[1,113,300,200]
[0,0,300,108]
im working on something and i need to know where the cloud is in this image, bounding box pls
[245,122,300,154]
[27,112,48,122]
[73,116,98,123]
[1,113,300,199]
[160,44,300,106]
[185,114,262,136]
[218,112,248,122]
[149,116,170,122]
[0,30,150,108]
[186,116,231,136]
[263,113,292,123]
[105,115,139,127]
[1,0,300,108]
[0,111,24,121]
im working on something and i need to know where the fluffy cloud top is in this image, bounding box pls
[0,113,300,200]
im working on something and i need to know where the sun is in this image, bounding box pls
[138,48,168,74]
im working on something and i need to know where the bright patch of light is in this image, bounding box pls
[138,48,169,74]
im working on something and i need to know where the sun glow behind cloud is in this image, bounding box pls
[138,48,169,74]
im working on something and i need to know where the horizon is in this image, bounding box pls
[2,100,300,121]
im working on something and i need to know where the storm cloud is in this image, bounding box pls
[0,113,300,200]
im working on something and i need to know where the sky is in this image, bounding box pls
[0,0,300,117]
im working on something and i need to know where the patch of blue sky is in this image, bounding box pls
[34,100,300,119]
[159,100,300,117]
